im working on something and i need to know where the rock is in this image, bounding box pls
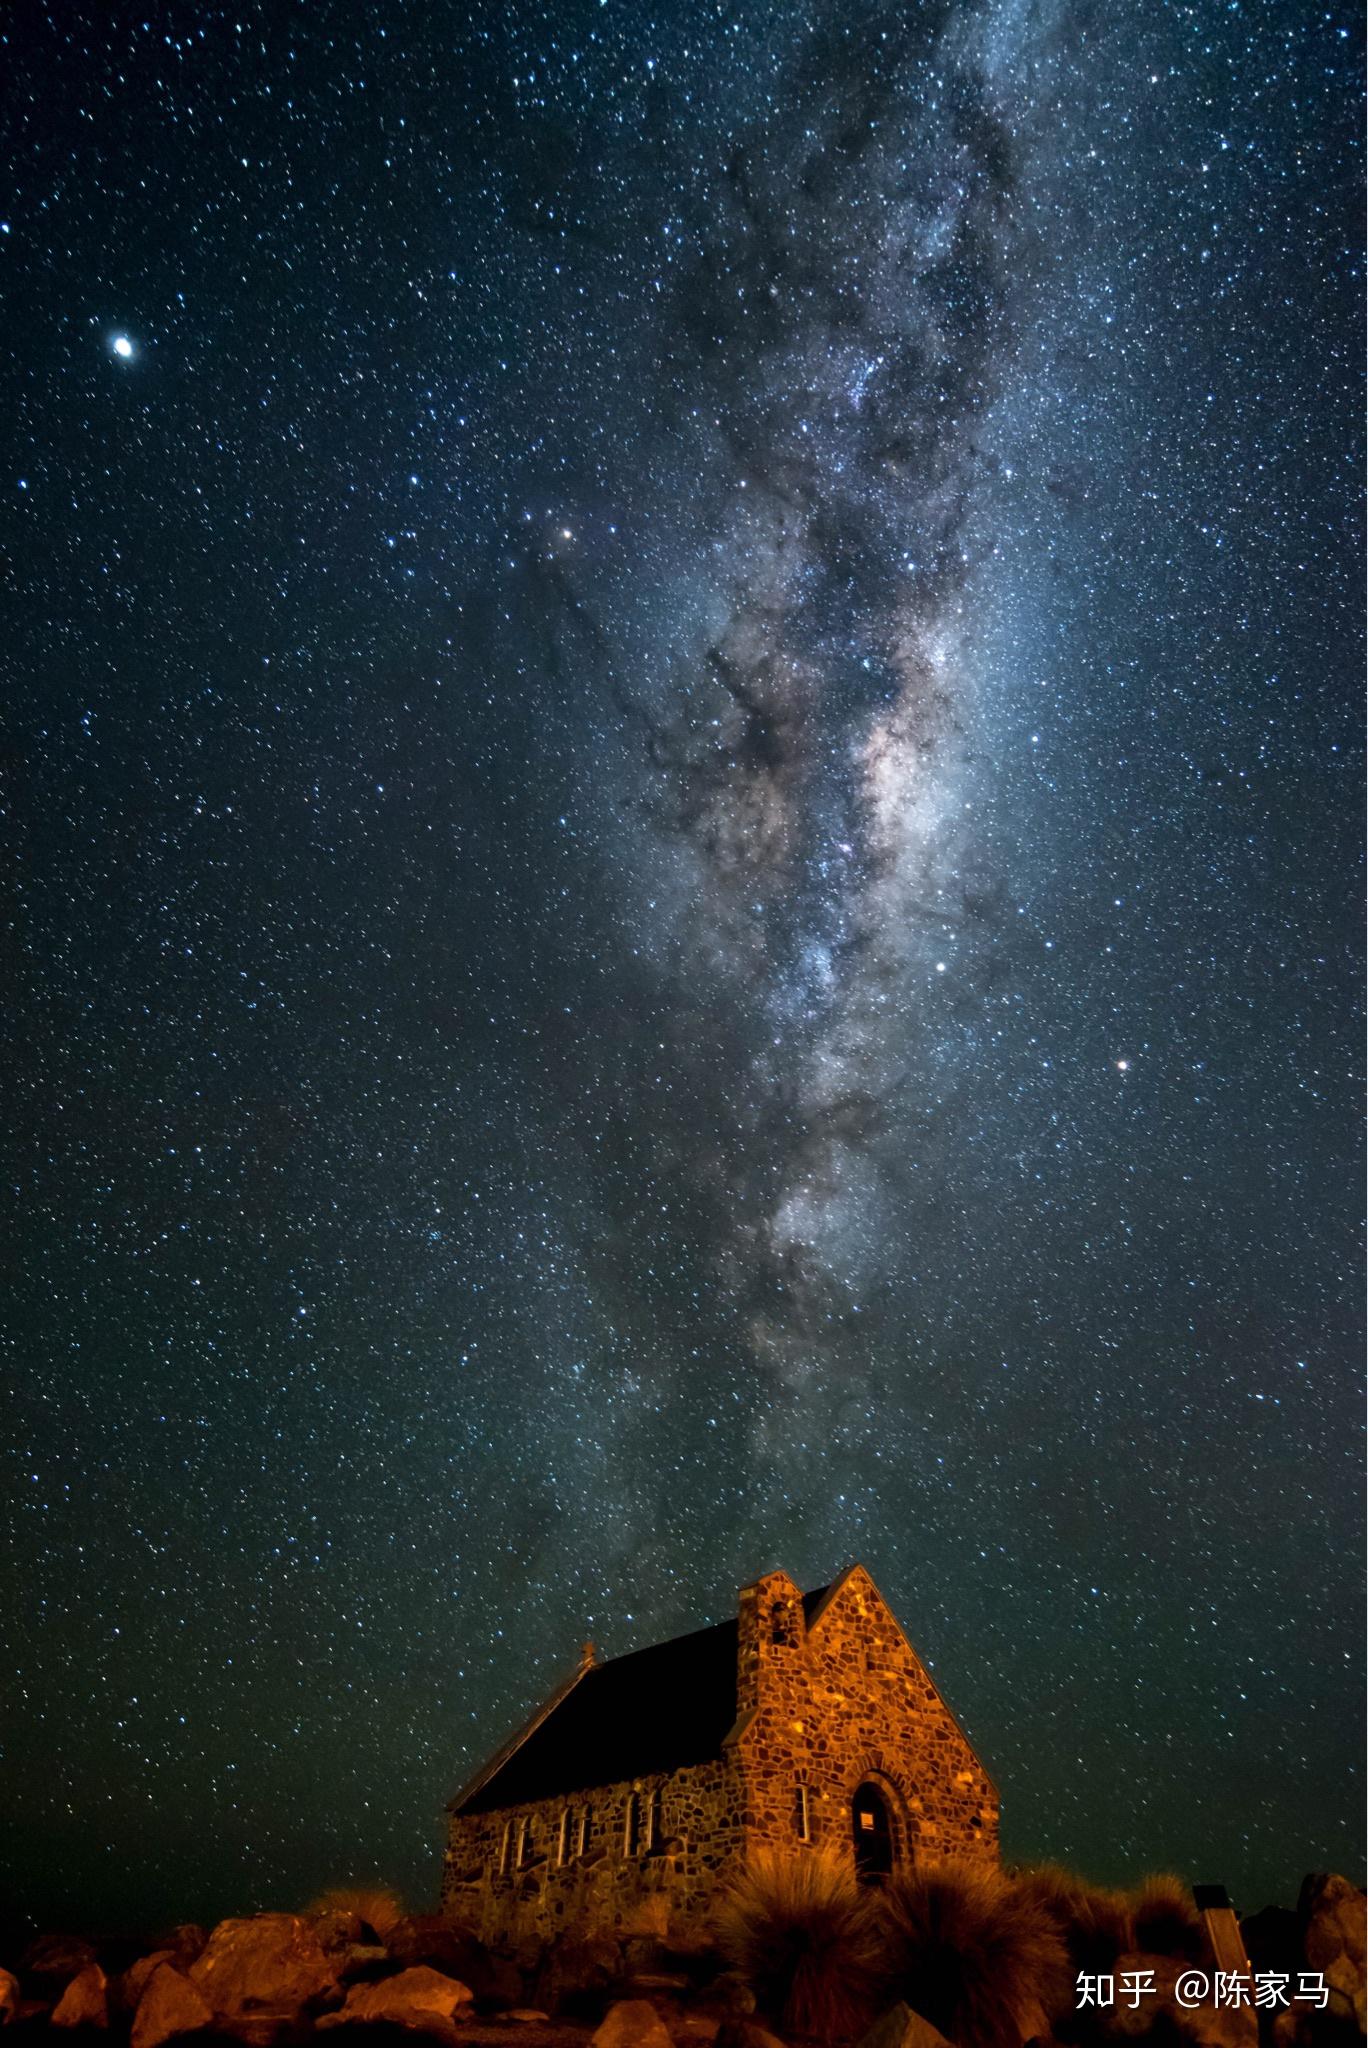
[53,1965,109,2030]
[1240,1907,1300,1978]
[338,1946,396,1983]
[699,1976,755,2023]
[218,2020,303,2048]
[19,1936,100,1991]
[856,2007,956,2048]
[712,2022,788,2048]
[0,1968,19,2025]
[116,1954,178,2017]
[534,1935,623,2017]
[189,1915,338,2019]
[389,1921,505,2002]
[1093,1956,1254,2048]
[592,2000,677,2048]
[671,2020,721,2048]
[503,2012,551,2025]
[132,1965,215,2048]
[312,1915,366,1956]
[156,1928,210,1970]
[1298,1873,1366,2032]
[321,1965,475,2037]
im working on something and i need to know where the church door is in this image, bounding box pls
[852,1782,894,1885]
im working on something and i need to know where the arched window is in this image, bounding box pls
[624,1791,641,1856]
[557,1807,573,1866]
[644,1788,660,1853]
[852,1782,895,1885]
[497,1821,513,1876]
[577,1805,592,1858]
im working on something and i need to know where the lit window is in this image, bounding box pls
[796,1785,811,1842]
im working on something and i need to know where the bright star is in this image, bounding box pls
[1116,1058,1130,1072]
[111,334,134,359]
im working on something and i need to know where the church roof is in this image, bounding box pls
[451,1584,830,1815]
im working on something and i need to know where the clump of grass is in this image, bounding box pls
[1128,1874,1202,1962]
[305,1886,406,1943]
[1012,1863,1133,1976]
[879,1860,1072,2048]
[715,1848,884,2043]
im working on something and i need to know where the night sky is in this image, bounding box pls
[2,0,1362,1939]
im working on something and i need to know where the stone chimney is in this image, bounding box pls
[735,1568,804,1721]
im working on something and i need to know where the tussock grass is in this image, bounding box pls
[1127,1873,1203,1962]
[879,1861,1072,2048]
[714,1848,883,2043]
[305,1887,406,1942]
[1012,1863,1133,1976]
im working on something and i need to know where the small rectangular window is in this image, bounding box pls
[796,1784,811,1842]
[558,1807,572,1866]
[577,1806,592,1858]
[624,1791,640,1857]
[516,1817,530,1867]
[498,1821,513,1876]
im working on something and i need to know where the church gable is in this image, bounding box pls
[441,1564,998,1952]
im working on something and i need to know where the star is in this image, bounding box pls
[111,334,134,359]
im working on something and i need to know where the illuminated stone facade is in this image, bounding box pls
[441,1564,998,1953]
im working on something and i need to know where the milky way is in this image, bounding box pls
[524,2,1031,1431]
[3,0,1361,1933]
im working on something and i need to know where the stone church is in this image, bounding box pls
[441,1565,998,1950]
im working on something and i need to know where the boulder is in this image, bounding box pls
[52,1964,109,2029]
[0,1968,19,2025]
[699,1976,756,2022]
[712,2022,788,2048]
[1240,1907,1300,1978]
[312,1915,366,1957]
[116,1954,177,2017]
[713,2023,789,2048]
[1298,1873,1366,2032]
[132,1965,215,2048]
[671,2020,721,2048]
[388,1922,506,2002]
[320,1965,474,2037]
[534,1935,623,2016]
[19,1935,99,1991]
[156,1928,210,1969]
[856,2007,956,2048]
[337,1946,396,1983]
[189,1915,338,2019]
[593,2000,677,2048]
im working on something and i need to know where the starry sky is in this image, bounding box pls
[2,0,1362,1940]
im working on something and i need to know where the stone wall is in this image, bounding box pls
[441,1564,998,1953]
[733,1566,999,1869]
[441,1756,747,1955]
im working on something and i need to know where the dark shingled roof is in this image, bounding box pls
[455,1584,830,1815]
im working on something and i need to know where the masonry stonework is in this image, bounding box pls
[441,1564,998,1955]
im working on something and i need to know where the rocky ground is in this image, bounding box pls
[0,1873,1361,2048]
